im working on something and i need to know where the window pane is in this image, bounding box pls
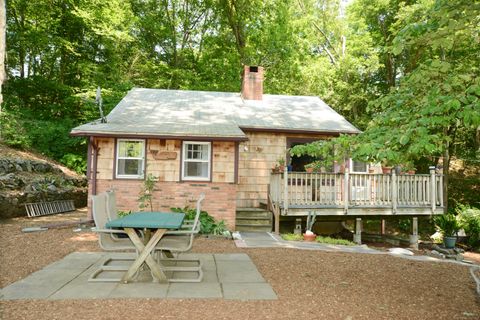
[353,161,367,172]
[118,159,142,176]
[185,143,209,160]
[184,162,208,178]
[118,141,142,158]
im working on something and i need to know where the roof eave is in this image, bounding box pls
[239,126,361,135]
[69,131,249,142]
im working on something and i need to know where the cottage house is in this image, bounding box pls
[71,66,443,243]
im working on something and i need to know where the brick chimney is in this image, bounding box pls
[241,66,264,100]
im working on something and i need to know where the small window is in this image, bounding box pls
[350,159,368,173]
[182,142,211,181]
[116,139,145,179]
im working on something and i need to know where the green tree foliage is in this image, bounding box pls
[1,0,478,215]
[292,0,479,209]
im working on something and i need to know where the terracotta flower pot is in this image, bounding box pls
[303,233,316,242]
[305,167,314,173]
[382,167,392,174]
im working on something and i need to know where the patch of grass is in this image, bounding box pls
[281,233,303,241]
[315,236,355,246]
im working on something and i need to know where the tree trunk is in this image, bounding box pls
[0,0,5,109]
[220,0,246,63]
[385,53,395,87]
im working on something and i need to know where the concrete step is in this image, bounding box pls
[236,214,272,220]
[236,208,272,219]
[235,207,273,232]
[235,218,271,225]
[235,224,272,232]
[236,208,270,213]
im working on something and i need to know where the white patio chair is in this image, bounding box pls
[106,190,120,221]
[154,193,205,282]
[89,192,138,282]
[92,192,137,251]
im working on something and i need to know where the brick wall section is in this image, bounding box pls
[88,138,237,227]
[94,180,237,229]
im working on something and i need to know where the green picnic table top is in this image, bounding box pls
[106,212,185,229]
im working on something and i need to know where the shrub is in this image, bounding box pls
[60,153,87,174]
[315,236,355,246]
[456,205,480,248]
[434,214,460,237]
[0,112,30,148]
[170,206,224,234]
[212,220,228,235]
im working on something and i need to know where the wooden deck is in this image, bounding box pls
[268,169,444,219]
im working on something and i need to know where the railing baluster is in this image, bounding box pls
[343,169,348,213]
[333,174,339,204]
[439,174,443,208]
[430,167,436,213]
[304,173,308,204]
[317,173,321,204]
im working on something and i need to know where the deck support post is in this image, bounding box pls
[353,218,362,244]
[409,217,419,250]
[283,168,289,215]
[380,219,385,235]
[274,207,280,235]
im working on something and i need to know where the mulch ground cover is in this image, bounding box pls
[1,210,479,319]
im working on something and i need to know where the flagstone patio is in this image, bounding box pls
[0,252,277,301]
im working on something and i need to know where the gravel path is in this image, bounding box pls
[1,211,479,319]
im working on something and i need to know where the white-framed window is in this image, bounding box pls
[182,141,211,181]
[350,159,368,173]
[116,139,145,179]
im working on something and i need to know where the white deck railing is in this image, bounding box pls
[269,169,443,214]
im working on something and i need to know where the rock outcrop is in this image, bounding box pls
[0,153,87,218]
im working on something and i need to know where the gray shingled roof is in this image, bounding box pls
[71,88,360,139]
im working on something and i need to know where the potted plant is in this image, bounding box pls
[303,212,317,241]
[434,214,461,248]
[401,163,416,175]
[303,230,316,241]
[381,166,392,174]
[304,163,315,173]
[271,158,286,173]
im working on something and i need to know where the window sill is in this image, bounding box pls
[115,176,145,180]
[181,177,211,182]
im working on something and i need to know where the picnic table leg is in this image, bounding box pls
[122,228,167,283]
